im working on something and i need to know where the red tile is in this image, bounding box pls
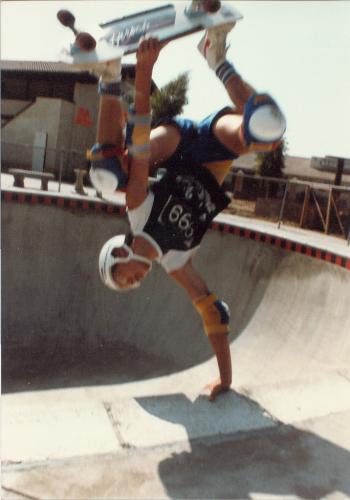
[4,192,13,202]
[325,252,332,262]
[335,256,342,266]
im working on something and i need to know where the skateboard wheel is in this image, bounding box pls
[57,9,75,27]
[203,0,221,13]
[75,32,97,51]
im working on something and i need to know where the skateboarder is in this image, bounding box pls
[90,36,232,401]
[90,34,286,401]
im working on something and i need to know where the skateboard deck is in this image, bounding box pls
[57,1,243,66]
[59,41,124,67]
[100,1,243,55]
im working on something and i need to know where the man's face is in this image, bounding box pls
[111,247,151,290]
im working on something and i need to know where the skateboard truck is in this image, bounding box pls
[185,0,221,17]
[57,10,97,51]
[57,9,124,68]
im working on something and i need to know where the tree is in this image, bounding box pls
[255,140,288,178]
[151,72,189,125]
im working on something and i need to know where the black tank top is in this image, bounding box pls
[143,165,230,253]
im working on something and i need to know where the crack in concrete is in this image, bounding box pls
[2,486,40,500]
[103,401,134,449]
[337,370,350,383]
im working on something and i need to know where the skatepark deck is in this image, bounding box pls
[2,178,350,499]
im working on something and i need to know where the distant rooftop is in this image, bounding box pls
[0,60,156,90]
[0,60,85,74]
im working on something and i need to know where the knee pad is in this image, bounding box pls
[87,143,128,192]
[193,293,230,336]
[243,93,286,151]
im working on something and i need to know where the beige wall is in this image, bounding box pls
[62,83,99,174]
[2,97,63,171]
[70,83,99,153]
[1,83,99,175]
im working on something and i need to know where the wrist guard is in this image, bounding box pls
[98,78,123,97]
[193,293,230,336]
[215,60,239,85]
[127,109,151,160]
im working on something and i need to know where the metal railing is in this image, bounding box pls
[2,140,350,243]
[1,140,88,192]
[228,171,350,243]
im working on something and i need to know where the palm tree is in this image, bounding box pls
[255,140,288,178]
[151,72,189,125]
[255,140,288,198]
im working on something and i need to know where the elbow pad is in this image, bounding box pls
[193,293,230,336]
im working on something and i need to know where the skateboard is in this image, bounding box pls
[100,1,243,54]
[57,1,242,66]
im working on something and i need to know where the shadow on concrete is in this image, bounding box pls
[1,340,177,393]
[136,392,350,499]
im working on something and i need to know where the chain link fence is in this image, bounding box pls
[1,140,88,186]
[2,140,350,242]
[226,171,350,241]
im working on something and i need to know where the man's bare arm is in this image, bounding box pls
[199,32,255,112]
[126,37,163,210]
[223,73,256,113]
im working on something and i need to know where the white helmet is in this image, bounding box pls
[99,235,152,292]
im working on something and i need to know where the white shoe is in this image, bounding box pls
[197,24,234,70]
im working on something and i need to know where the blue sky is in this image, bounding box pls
[1,1,350,159]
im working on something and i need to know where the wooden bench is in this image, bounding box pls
[8,168,55,191]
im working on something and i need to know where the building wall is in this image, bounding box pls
[2,97,63,171]
[2,99,32,116]
[70,82,99,154]
[1,83,99,177]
